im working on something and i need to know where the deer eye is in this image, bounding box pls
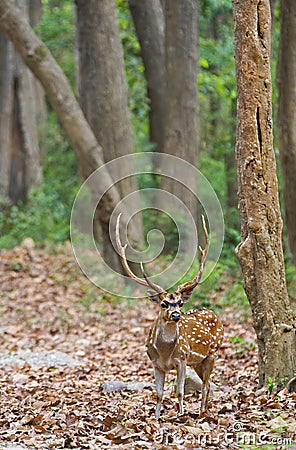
[161,300,169,309]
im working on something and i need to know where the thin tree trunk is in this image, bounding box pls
[30,0,46,156]
[128,0,165,152]
[276,0,296,266]
[232,0,296,386]
[0,31,13,199]
[0,0,142,252]
[270,0,277,39]
[160,0,199,221]
[9,51,42,203]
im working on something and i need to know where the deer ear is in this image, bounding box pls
[147,290,164,303]
[181,290,193,302]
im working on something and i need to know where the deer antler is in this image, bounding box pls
[115,214,165,294]
[176,215,209,294]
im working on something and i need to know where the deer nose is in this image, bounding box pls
[171,311,181,322]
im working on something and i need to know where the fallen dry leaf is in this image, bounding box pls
[0,246,295,448]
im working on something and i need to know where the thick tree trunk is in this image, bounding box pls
[0,0,141,253]
[76,0,143,269]
[233,0,296,386]
[160,0,199,221]
[276,0,296,266]
[0,0,43,204]
[128,0,165,152]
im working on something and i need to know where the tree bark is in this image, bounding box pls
[75,0,143,269]
[0,31,13,199]
[0,0,141,254]
[232,0,296,386]
[0,0,43,204]
[160,0,199,221]
[276,0,296,266]
[128,0,165,152]
[270,0,277,40]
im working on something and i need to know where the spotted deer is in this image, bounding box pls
[116,214,224,419]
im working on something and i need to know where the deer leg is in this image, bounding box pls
[194,356,215,413]
[154,367,165,420]
[176,362,186,415]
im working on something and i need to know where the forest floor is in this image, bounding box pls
[0,245,295,450]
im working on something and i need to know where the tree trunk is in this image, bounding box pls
[128,0,165,152]
[0,0,142,255]
[276,0,296,266]
[0,0,43,204]
[0,31,13,199]
[75,0,143,270]
[270,0,277,40]
[232,0,296,386]
[160,0,199,221]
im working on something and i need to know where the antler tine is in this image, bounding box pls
[176,215,209,293]
[140,262,165,294]
[115,214,165,293]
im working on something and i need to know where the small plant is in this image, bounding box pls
[267,377,276,394]
[229,335,256,358]
[279,377,288,388]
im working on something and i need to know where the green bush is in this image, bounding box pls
[35,0,75,87]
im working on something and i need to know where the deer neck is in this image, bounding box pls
[153,314,178,348]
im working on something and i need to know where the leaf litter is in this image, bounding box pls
[0,246,295,449]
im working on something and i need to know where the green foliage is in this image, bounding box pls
[36,0,75,86]
[141,209,180,256]
[199,151,226,207]
[199,0,236,158]
[198,0,240,250]
[224,279,248,307]
[285,262,296,299]
[180,262,224,311]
